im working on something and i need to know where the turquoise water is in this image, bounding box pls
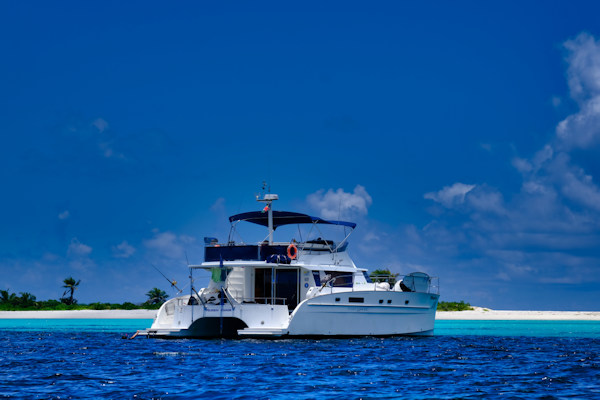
[1,319,600,338]
[1,319,599,399]
[438,320,600,338]
[0,318,153,333]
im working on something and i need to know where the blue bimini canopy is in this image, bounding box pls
[228,211,356,229]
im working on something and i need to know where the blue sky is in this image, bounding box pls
[2,1,600,310]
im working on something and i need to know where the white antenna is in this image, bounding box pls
[256,184,278,245]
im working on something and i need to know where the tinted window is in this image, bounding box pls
[312,271,321,286]
[325,271,353,287]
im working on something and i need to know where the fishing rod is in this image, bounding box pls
[151,264,183,293]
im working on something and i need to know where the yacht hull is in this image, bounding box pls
[287,291,439,336]
[138,292,439,339]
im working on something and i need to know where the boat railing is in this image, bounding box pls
[366,273,440,294]
[369,274,398,284]
[240,297,287,306]
[315,274,354,295]
[428,276,440,295]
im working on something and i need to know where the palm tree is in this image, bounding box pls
[17,292,37,308]
[62,277,81,305]
[0,289,17,305]
[146,288,168,305]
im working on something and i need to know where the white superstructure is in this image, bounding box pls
[137,193,439,338]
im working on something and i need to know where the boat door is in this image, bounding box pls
[254,268,299,311]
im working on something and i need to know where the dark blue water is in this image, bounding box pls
[1,320,600,399]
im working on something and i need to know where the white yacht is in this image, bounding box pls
[137,193,439,338]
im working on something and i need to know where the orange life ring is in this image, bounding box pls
[287,244,298,260]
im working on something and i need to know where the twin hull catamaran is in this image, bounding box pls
[138,194,439,338]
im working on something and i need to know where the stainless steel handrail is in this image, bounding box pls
[239,297,287,305]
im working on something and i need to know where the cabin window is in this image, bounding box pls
[312,271,321,286]
[349,297,364,303]
[362,271,373,283]
[379,299,383,304]
[324,271,353,287]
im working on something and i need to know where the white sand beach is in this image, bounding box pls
[436,307,600,321]
[0,309,157,319]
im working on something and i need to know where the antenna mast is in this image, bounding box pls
[256,184,278,245]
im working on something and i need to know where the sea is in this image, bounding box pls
[1,319,599,399]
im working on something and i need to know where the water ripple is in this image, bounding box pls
[0,331,599,399]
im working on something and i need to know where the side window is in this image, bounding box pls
[324,271,353,287]
[362,271,372,283]
[312,271,321,286]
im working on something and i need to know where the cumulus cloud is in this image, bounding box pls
[424,183,475,208]
[417,34,600,292]
[143,230,195,260]
[67,238,92,257]
[556,33,600,150]
[66,238,95,272]
[465,186,506,215]
[307,185,372,219]
[551,155,600,212]
[112,240,136,258]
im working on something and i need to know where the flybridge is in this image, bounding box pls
[230,193,356,245]
[228,211,357,229]
[204,193,356,262]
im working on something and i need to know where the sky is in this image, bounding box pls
[2,1,600,310]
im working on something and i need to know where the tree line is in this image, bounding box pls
[2,273,473,312]
[0,277,169,311]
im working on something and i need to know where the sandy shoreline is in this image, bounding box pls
[0,308,599,320]
[436,307,600,321]
[0,310,157,319]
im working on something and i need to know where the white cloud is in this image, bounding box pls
[91,118,109,133]
[143,231,193,260]
[210,197,226,212]
[343,33,600,308]
[67,238,92,257]
[553,156,600,212]
[307,185,372,219]
[556,33,600,149]
[512,157,532,174]
[58,210,70,220]
[551,95,562,108]
[112,240,136,258]
[532,145,554,169]
[466,186,506,215]
[424,183,475,208]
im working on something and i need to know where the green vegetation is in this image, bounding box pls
[0,278,168,311]
[146,288,169,305]
[61,276,81,305]
[369,269,399,286]
[437,301,473,311]
[0,291,165,311]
